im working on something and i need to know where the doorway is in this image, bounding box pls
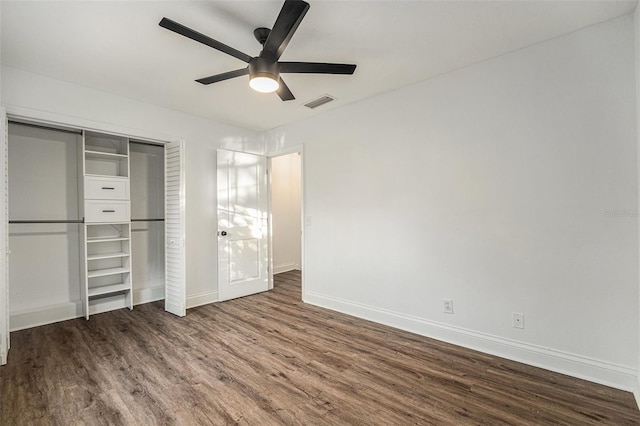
[269,150,303,295]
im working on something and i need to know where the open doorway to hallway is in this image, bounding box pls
[270,151,302,295]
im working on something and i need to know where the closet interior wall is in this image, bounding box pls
[8,123,81,324]
[7,123,165,330]
[129,142,165,301]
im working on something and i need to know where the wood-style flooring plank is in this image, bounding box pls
[1,270,639,425]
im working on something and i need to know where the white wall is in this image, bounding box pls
[1,66,262,310]
[271,152,302,273]
[266,15,638,390]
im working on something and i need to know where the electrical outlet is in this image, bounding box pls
[443,299,454,314]
[512,312,524,329]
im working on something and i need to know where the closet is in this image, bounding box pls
[7,121,167,328]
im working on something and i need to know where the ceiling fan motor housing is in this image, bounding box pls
[249,56,280,80]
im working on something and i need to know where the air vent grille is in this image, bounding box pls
[304,95,335,109]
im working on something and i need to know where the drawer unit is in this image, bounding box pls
[85,200,130,223]
[85,176,129,200]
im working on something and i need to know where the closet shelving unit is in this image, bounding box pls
[80,131,132,319]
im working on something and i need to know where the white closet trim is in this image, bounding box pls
[5,105,178,146]
[1,107,9,365]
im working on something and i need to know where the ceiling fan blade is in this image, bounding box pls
[279,62,357,75]
[196,68,249,85]
[159,18,253,63]
[262,0,310,61]
[277,77,295,101]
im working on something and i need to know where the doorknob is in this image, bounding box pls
[218,231,228,236]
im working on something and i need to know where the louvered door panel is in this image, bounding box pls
[164,141,186,316]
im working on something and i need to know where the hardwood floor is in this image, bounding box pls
[1,270,639,425]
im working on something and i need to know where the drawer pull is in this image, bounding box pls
[101,187,115,190]
[102,210,116,213]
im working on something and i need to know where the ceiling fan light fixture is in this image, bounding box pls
[248,57,280,93]
[249,75,280,93]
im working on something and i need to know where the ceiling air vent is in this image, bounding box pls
[304,95,335,109]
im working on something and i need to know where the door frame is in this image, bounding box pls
[1,107,8,365]
[267,145,305,296]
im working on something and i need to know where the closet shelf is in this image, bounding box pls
[88,282,131,297]
[84,173,128,179]
[86,236,129,243]
[87,252,129,261]
[87,267,130,278]
[85,150,128,159]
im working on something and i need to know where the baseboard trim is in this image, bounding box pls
[634,378,640,410]
[273,262,299,274]
[304,291,637,392]
[10,285,166,331]
[89,294,127,316]
[186,290,219,309]
[10,301,82,332]
[133,285,165,305]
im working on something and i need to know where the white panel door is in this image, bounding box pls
[217,149,268,301]
[1,109,9,364]
[165,141,186,316]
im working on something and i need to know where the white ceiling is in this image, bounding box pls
[2,1,637,131]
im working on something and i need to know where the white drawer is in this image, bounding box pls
[85,201,130,223]
[85,176,129,200]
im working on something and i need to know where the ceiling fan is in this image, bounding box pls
[159,0,356,101]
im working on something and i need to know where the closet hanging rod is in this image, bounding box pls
[9,220,84,224]
[11,219,165,223]
[8,120,83,136]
